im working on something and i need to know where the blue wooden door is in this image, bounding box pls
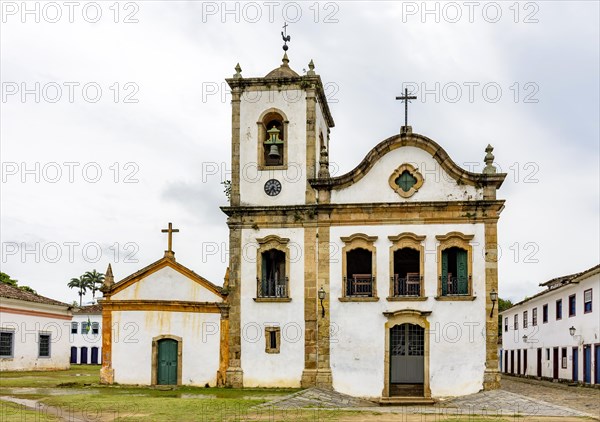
[583,345,591,383]
[70,347,78,364]
[572,347,578,381]
[595,345,600,384]
[157,339,178,385]
[91,347,99,364]
[80,347,88,364]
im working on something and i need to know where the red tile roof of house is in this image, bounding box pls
[0,283,69,307]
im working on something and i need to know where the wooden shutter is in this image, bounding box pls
[457,249,468,294]
[441,250,448,295]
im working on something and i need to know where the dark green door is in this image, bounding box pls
[157,339,178,385]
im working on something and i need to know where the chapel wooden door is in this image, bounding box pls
[157,339,178,385]
[390,324,424,384]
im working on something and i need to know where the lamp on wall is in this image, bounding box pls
[522,335,528,343]
[569,326,583,345]
[318,286,326,318]
[489,289,498,318]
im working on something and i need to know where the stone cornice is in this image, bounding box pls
[309,132,506,190]
[225,74,334,128]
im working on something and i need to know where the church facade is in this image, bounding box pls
[100,50,506,401]
[221,53,506,400]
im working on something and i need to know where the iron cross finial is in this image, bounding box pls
[281,22,291,51]
[161,222,180,254]
[396,88,418,130]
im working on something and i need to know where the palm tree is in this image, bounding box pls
[68,276,91,306]
[83,270,105,299]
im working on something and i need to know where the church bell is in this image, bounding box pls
[268,144,280,159]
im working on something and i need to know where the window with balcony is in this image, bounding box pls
[388,233,425,299]
[255,235,291,301]
[436,232,473,298]
[341,233,377,300]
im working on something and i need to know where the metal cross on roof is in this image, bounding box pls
[396,88,418,129]
[281,22,291,51]
[161,222,179,253]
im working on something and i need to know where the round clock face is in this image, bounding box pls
[264,179,282,196]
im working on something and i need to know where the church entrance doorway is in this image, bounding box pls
[157,339,178,385]
[389,323,424,396]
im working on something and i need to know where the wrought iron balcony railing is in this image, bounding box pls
[345,274,375,297]
[391,273,421,296]
[257,277,288,298]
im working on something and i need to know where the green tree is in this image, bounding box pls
[68,276,92,306]
[0,272,18,287]
[83,269,105,299]
[1,272,37,294]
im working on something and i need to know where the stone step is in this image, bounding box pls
[379,396,436,406]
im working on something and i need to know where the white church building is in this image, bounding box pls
[101,48,507,402]
[500,264,599,384]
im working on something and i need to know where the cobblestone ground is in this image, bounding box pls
[501,375,599,417]
[261,378,600,419]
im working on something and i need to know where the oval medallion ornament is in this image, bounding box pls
[264,179,282,196]
[389,164,424,198]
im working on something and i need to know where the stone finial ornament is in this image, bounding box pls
[318,145,330,179]
[104,263,114,287]
[307,59,316,76]
[233,63,242,78]
[483,144,497,174]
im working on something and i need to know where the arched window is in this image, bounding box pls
[393,248,421,296]
[441,247,469,295]
[341,234,378,299]
[260,249,286,298]
[257,110,288,169]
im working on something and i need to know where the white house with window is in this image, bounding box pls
[70,304,102,365]
[0,283,73,371]
[500,264,599,384]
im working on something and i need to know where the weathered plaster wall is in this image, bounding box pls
[111,267,223,303]
[239,89,307,206]
[329,223,487,398]
[331,146,483,204]
[0,300,72,371]
[111,310,221,386]
[239,227,305,387]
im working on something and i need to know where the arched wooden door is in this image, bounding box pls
[157,339,178,385]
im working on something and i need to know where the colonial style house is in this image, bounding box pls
[500,264,599,385]
[0,283,72,371]
[101,49,507,402]
[70,303,102,365]
[220,51,506,402]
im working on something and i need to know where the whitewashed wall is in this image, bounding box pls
[70,313,102,364]
[239,227,305,387]
[330,223,487,398]
[111,266,223,303]
[111,310,222,386]
[239,89,308,206]
[0,299,72,371]
[331,146,483,204]
[501,271,599,381]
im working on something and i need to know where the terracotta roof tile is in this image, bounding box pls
[73,303,102,314]
[0,283,69,307]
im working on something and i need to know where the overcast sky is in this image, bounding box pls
[1,1,598,305]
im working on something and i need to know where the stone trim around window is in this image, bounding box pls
[265,326,281,354]
[255,235,291,301]
[435,232,474,299]
[388,163,424,198]
[340,233,378,300]
[257,108,289,170]
[387,232,426,300]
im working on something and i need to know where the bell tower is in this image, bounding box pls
[222,32,335,389]
[225,51,335,207]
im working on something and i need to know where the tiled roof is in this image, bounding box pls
[0,283,69,307]
[502,264,600,311]
[73,303,102,314]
